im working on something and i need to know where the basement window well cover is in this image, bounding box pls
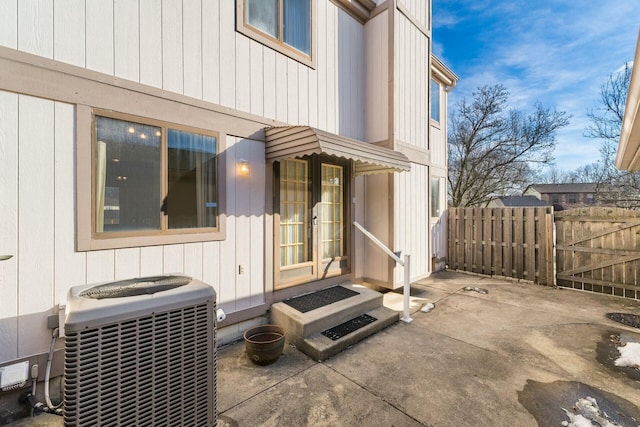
[79,275,192,299]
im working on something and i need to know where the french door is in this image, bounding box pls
[275,156,350,288]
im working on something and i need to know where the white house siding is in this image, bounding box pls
[392,4,432,285]
[430,124,447,167]
[364,11,389,143]
[0,90,267,362]
[394,165,430,283]
[394,8,429,150]
[0,0,371,361]
[1,0,352,133]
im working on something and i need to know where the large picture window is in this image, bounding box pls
[239,0,314,67]
[88,111,220,248]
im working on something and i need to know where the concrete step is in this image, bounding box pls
[300,306,399,361]
[270,282,399,361]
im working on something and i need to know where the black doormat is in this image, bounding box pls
[321,314,377,341]
[606,313,640,329]
[283,286,359,313]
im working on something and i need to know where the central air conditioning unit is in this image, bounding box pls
[63,275,217,427]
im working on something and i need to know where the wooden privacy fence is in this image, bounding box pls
[448,207,554,285]
[556,207,640,299]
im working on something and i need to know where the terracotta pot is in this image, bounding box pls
[243,324,285,365]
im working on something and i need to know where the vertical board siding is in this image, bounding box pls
[0,0,372,360]
[0,91,19,362]
[183,0,203,99]
[364,12,388,142]
[86,0,114,75]
[17,95,55,357]
[17,0,53,59]
[7,0,356,134]
[0,0,17,48]
[316,0,328,130]
[114,248,141,280]
[430,125,446,166]
[447,207,554,286]
[218,0,236,107]
[395,12,428,149]
[53,0,85,67]
[286,60,299,124]
[183,243,204,281]
[249,42,265,117]
[236,35,251,113]
[338,9,365,140]
[162,0,183,94]
[394,166,429,284]
[163,244,185,274]
[326,3,338,134]
[54,102,87,304]
[139,0,163,88]
[114,0,140,82]
[263,48,277,120]
[363,174,390,283]
[140,246,164,276]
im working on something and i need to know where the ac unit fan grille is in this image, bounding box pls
[64,302,215,426]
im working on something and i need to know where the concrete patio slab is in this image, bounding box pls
[7,271,640,427]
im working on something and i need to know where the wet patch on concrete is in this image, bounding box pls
[462,286,488,294]
[596,331,640,381]
[518,380,640,427]
[606,313,640,329]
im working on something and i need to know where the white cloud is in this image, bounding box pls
[435,0,640,171]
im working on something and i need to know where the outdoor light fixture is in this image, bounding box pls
[238,159,249,176]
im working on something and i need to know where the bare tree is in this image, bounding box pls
[448,84,570,207]
[585,63,640,208]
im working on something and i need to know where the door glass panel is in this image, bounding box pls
[321,164,344,259]
[280,160,309,267]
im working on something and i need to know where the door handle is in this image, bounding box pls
[0,255,13,261]
[312,215,318,226]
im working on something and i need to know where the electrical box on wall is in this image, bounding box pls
[0,361,29,391]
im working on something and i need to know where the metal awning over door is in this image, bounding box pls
[264,126,411,175]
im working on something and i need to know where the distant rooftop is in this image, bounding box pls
[492,196,549,207]
[527,183,597,194]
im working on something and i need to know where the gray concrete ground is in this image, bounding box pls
[9,271,640,426]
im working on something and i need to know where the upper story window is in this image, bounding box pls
[78,110,224,250]
[238,0,315,67]
[430,177,441,217]
[430,80,441,123]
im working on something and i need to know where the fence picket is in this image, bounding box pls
[448,207,553,285]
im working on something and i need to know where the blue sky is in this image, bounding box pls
[432,1,640,171]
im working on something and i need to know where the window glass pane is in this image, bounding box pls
[321,164,343,259]
[280,160,309,266]
[283,0,310,54]
[431,80,440,122]
[167,129,217,229]
[431,178,440,218]
[96,116,161,233]
[247,0,279,38]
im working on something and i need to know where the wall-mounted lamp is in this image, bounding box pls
[238,159,249,176]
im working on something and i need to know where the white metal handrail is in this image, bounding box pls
[353,221,413,323]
